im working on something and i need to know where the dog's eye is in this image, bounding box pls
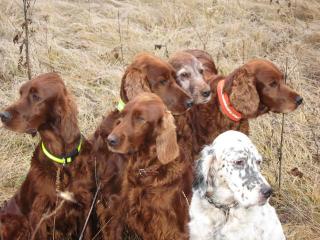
[199,68,204,74]
[160,79,168,85]
[256,160,262,165]
[136,116,146,123]
[31,93,41,102]
[269,81,278,87]
[181,72,190,78]
[234,160,245,166]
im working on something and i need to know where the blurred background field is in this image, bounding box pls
[0,0,319,239]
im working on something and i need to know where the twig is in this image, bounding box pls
[278,57,288,190]
[22,0,32,80]
[181,191,189,207]
[117,9,124,62]
[78,184,101,240]
[91,217,113,240]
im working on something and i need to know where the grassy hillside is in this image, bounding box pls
[0,0,319,239]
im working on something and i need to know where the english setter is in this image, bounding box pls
[189,130,285,240]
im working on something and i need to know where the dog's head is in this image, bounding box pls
[120,53,193,115]
[223,59,303,117]
[107,93,179,164]
[169,51,211,104]
[184,49,218,80]
[0,73,78,142]
[194,130,272,208]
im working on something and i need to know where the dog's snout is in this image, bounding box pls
[185,99,194,109]
[260,185,273,199]
[107,134,119,147]
[201,90,211,98]
[0,111,12,124]
[295,96,303,106]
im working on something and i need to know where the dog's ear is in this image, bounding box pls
[54,90,79,144]
[193,147,216,197]
[156,111,179,164]
[120,65,152,103]
[224,66,260,117]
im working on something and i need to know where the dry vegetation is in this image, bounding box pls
[0,0,319,239]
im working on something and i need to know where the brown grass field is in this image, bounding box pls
[0,0,319,239]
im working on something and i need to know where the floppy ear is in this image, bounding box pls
[120,66,152,102]
[156,111,179,164]
[54,90,79,143]
[193,146,216,198]
[224,67,260,117]
[193,159,207,197]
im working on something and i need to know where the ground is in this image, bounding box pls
[0,0,319,239]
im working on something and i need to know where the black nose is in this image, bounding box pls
[260,185,273,199]
[107,134,119,147]
[201,90,211,98]
[295,96,303,106]
[0,112,12,123]
[185,99,194,109]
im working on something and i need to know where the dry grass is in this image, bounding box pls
[0,0,319,239]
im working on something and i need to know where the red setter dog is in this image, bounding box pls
[0,73,94,240]
[170,50,303,153]
[120,52,194,114]
[103,93,189,240]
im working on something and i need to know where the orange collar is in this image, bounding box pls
[217,80,242,122]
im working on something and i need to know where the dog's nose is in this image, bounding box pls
[107,134,119,147]
[295,96,303,106]
[260,185,273,199]
[0,112,12,123]
[185,99,194,109]
[201,90,211,98]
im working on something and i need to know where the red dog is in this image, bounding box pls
[0,73,94,240]
[104,93,189,240]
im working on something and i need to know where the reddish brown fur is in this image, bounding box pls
[119,53,199,195]
[0,197,30,240]
[91,110,128,240]
[188,51,302,153]
[120,53,193,114]
[103,93,190,240]
[0,73,94,240]
[96,54,195,239]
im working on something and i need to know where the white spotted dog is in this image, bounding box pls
[189,130,285,240]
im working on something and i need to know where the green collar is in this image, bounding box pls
[41,136,82,165]
[116,99,126,111]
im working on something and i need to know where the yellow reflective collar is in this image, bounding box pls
[41,136,82,165]
[116,99,126,111]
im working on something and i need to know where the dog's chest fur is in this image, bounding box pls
[189,196,285,240]
[216,203,285,240]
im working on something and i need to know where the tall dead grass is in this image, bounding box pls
[0,0,319,239]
